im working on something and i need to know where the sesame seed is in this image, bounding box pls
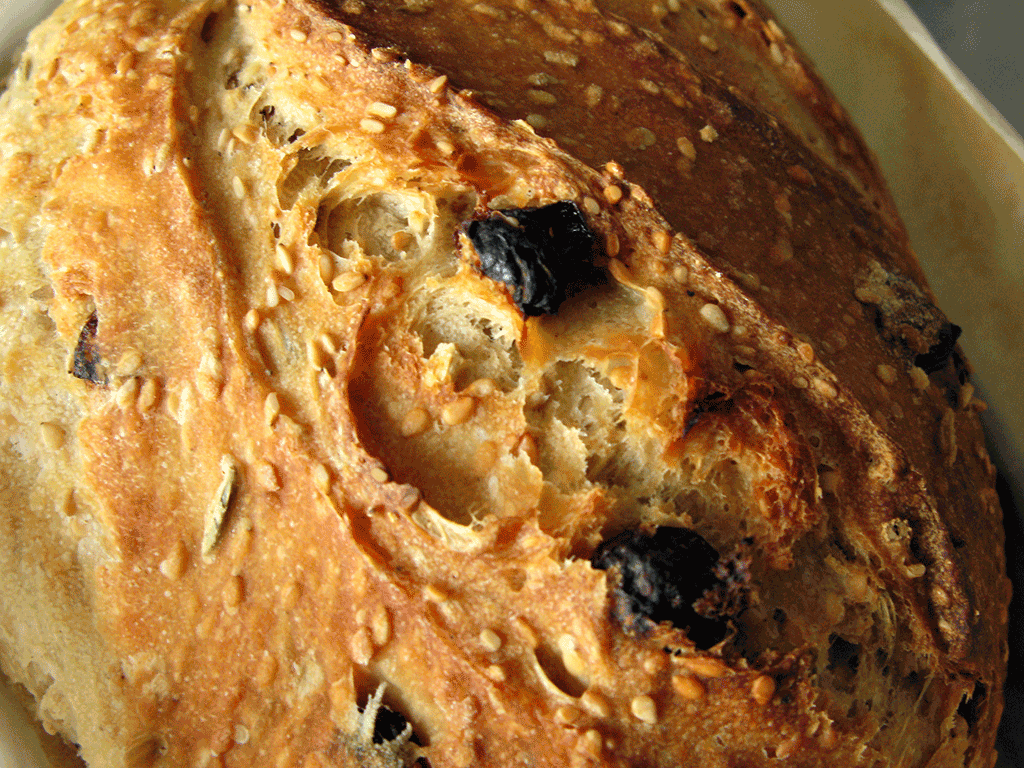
[115,377,140,409]
[255,461,280,491]
[265,284,280,308]
[275,244,294,275]
[351,627,373,665]
[223,574,244,608]
[360,118,386,134]
[466,378,496,398]
[958,381,976,410]
[441,396,476,426]
[581,690,611,718]
[753,675,774,708]
[116,348,143,376]
[672,674,706,700]
[256,653,278,688]
[579,729,603,755]
[527,89,557,106]
[555,706,582,726]
[875,363,897,385]
[940,408,957,465]
[584,83,603,107]
[771,236,793,264]
[289,28,308,42]
[625,126,656,150]
[699,124,719,142]
[319,333,338,355]
[795,342,815,364]
[788,164,814,185]
[400,407,430,437]
[630,695,657,724]
[751,675,776,705]
[471,2,501,15]
[243,309,260,333]
[653,229,672,254]
[486,664,506,682]
[332,271,366,292]
[370,467,389,483]
[699,34,719,52]
[366,101,398,119]
[906,563,926,578]
[606,232,621,258]
[264,392,280,425]
[159,542,187,580]
[319,254,335,285]
[232,123,258,145]
[769,42,785,65]
[234,725,250,746]
[677,136,697,161]
[41,422,66,450]
[282,581,302,610]
[603,184,623,204]
[138,379,159,412]
[582,196,600,215]
[392,231,413,251]
[428,74,448,93]
[372,607,391,645]
[606,259,630,286]
[436,138,455,155]
[327,31,343,42]
[277,285,295,302]
[424,584,448,602]
[700,303,730,333]
[525,113,549,130]
[232,175,245,199]
[312,463,330,493]
[544,50,579,67]
[563,648,589,681]
[679,656,728,678]
[480,628,502,652]
[814,378,838,398]
[854,286,881,304]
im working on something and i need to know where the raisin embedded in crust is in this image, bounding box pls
[70,311,105,385]
[592,527,751,649]
[463,201,597,316]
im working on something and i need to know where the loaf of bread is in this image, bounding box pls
[0,1,1010,766]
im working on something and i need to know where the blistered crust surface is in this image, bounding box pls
[0,1,1009,768]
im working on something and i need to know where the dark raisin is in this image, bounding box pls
[684,391,729,435]
[372,704,412,744]
[71,311,105,384]
[957,682,987,733]
[591,527,748,648]
[914,322,961,373]
[464,201,596,316]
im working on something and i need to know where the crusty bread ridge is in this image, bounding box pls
[0,1,1009,767]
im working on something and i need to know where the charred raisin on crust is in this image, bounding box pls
[463,201,598,316]
[855,260,961,372]
[591,527,752,649]
[71,311,105,384]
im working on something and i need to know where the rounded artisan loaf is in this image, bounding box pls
[0,1,1010,767]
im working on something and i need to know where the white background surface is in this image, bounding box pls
[1,1,1022,766]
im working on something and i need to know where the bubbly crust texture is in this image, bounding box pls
[0,1,1010,767]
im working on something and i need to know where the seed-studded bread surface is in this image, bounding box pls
[0,1,1010,768]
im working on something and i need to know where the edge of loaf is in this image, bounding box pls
[0,0,1009,767]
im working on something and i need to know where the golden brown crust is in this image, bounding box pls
[0,1,1009,767]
